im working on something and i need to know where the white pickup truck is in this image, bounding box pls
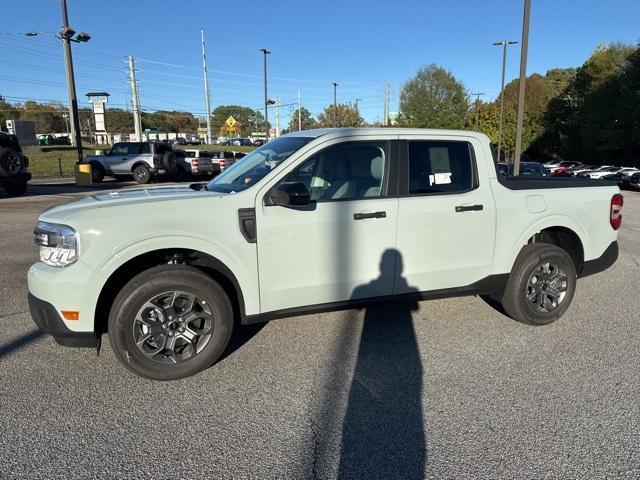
[28,128,622,380]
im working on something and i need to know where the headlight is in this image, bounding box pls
[33,221,78,267]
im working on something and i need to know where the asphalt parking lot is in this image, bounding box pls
[1,184,639,479]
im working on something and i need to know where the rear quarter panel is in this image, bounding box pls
[489,179,619,274]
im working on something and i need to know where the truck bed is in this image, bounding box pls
[497,175,617,190]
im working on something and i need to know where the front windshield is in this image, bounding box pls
[207,136,313,193]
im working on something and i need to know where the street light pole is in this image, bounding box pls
[513,0,532,176]
[259,48,270,139]
[332,82,338,127]
[59,0,83,163]
[471,92,485,130]
[201,29,212,145]
[493,40,518,163]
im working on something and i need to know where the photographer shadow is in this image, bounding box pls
[338,249,426,479]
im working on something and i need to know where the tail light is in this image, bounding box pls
[610,194,623,230]
[23,155,29,168]
[152,154,162,166]
[191,159,199,167]
[219,159,226,170]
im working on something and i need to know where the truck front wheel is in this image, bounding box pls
[108,265,233,380]
[501,244,577,325]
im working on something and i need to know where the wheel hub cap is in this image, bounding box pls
[133,291,214,364]
[526,262,568,313]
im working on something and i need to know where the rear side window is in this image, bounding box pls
[126,143,142,155]
[407,141,476,194]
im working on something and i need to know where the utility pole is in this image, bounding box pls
[355,98,362,115]
[514,0,532,176]
[274,97,280,138]
[60,0,83,162]
[200,29,212,144]
[471,92,485,130]
[128,55,142,141]
[383,81,391,126]
[297,89,302,131]
[259,48,270,139]
[332,82,338,127]
[493,40,518,163]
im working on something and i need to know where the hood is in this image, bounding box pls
[40,185,226,222]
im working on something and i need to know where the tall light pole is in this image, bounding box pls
[259,48,270,139]
[355,98,362,114]
[332,81,338,127]
[26,2,90,162]
[471,92,485,130]
[298,89,302,131]
[514,0,532,176]
[493,40,518,163]
[201,29,212,144]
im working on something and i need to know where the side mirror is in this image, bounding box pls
[266,181,311,206]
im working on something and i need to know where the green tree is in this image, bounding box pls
[210,105,268,136]
[317,104,363,128]
[0,95,21,132]
[397,64,469,129]
[287,107,318,131]
[105,108,134,134]
[19,100,67,133]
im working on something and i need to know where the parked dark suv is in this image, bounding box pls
[0,132,31,196]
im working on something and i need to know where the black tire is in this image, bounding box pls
[173,166,189,182]
[0,148,25,175]
[108,265,234,380]
[3,181,27,197]
[162,151,176,171]
[501,243,577,325]
[133,164,151,184]
[89,162,104,183]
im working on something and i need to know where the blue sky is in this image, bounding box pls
[1,0,639,125]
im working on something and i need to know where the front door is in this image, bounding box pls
[256,141,399,314]
[395,137,496,293]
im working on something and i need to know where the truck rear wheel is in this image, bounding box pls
[133,164,151,184]
[108,265,233,380]
[501,243,576,325]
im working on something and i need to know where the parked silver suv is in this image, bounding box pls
[85,142,176,184]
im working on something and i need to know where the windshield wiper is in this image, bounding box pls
[189,183,207,191]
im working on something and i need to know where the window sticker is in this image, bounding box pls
[429,147,451,173]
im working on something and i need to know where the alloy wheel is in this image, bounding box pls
[526,262,568,313]
[133,291,214,364]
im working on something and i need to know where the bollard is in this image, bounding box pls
[74,162,93,186]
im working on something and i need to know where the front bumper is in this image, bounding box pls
[28,293,98,348]
[1,171,31,184]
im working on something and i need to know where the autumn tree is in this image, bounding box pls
[317,104,363,128]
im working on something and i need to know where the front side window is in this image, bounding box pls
[286,142,387,201]
[207,136,312,193]
[408,141,475,194]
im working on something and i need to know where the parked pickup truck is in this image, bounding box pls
[28,128,622,380]
[84,141,177,184]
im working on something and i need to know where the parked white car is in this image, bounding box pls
[587,167,637,179]
[28,128,622,380]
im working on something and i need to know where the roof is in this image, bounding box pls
[282,127,490,142]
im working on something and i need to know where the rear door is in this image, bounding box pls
[395,136,496,293]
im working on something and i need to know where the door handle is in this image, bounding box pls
[353,211,386,220]
[455,204,484,213]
